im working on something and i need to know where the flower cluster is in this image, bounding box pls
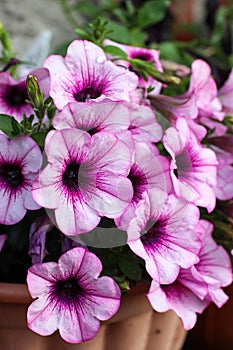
[0,24,232,344]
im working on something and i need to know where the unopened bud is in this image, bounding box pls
[26,74,43,109]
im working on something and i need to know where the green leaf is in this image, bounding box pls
[137,0,171,29]
[0,114,20,137]
[118,257,142,281]
[31,132,47,147]
[103,45,128,58]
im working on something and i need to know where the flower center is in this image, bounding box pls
[0,163,24,189]
[128,164,148,203]
[74,86,101,102]
[131,52,153,62]
[52,277,83,303]
[140,218,167,247]
[62,161,82,191]
[5,83,28,107]
[175,151,192,178]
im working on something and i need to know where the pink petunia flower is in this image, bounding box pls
[127,103,162,143]
[32,128,133,235]
[163,118,218,212]
[147,278,209,330]
[53,99,130,134]
[53,99,162,145]
[151,59,225,140]
[28,216,53,264]
[218,69,233,116]
[147,220,232,330]
[127,193,201,284]
[187,59,224,121]
[214,150,233,201]
[0,134,42,225]
[115,142,172,230]
[0,68,50,122]
[27,247,121,343]
[189,220,232,306]
[104,39,163,96]
[43,40,138,110]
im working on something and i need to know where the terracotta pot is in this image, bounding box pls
[0,282,187,350]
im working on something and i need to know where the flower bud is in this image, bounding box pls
[26,74,44,109]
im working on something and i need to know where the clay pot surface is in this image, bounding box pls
[0,282,187,350]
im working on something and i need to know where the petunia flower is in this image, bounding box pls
[147,220,233,330]
[214,149,233,201]
[127,103,162,144]
[32,128,133,235]
[104,39,163,96]
[127,193,201,284]
[0,134,42,225]
[28,216,53,264]
[163,118,218,212]
[189,220,232,306]
[53,99,130,134]
[187,59,224,121]
[115,142,172,230]
[0,68,50,122]
[43,40,138,110]
[27,247,121,343]
[218,68,233,116]
[151,59,225,140]
[53,99,162,145]
[147,278,209,330]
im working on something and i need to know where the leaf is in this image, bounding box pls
[0,114,20,138]
[31,132,47,147]
[118,257,142,281]
[103,45,128,58]
[137,0,171,29]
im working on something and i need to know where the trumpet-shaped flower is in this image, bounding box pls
[147,279,209,330]
[0,134,42,225]
[147,220,232,330]
[27,247,121,343]
[104,39,163,96]
[115,142,172,230]
[53,99,130,134]
[0,68,50,122]
[163,118,218,212]
[43,40,138,110]
[218,69,233,115]
[128,193,200,284]
[32,128,133,235]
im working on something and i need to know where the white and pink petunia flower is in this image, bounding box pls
[53,99,130,134]
[32,128,133,235]
[43,40,138,110]
[127,193,201,284]
[147,220,232,330]
[163,118,218,212]
[189,220,232,305]
[27,247,121,343]
[104,39,163,96]
[187,59,224,121]
[218,68,233,116]
[214,150,233,201]
[0,134,42,225]
[0,68,50,122]
[127,103,162,143]
[115,142,172,231]
[147,279,209,330]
